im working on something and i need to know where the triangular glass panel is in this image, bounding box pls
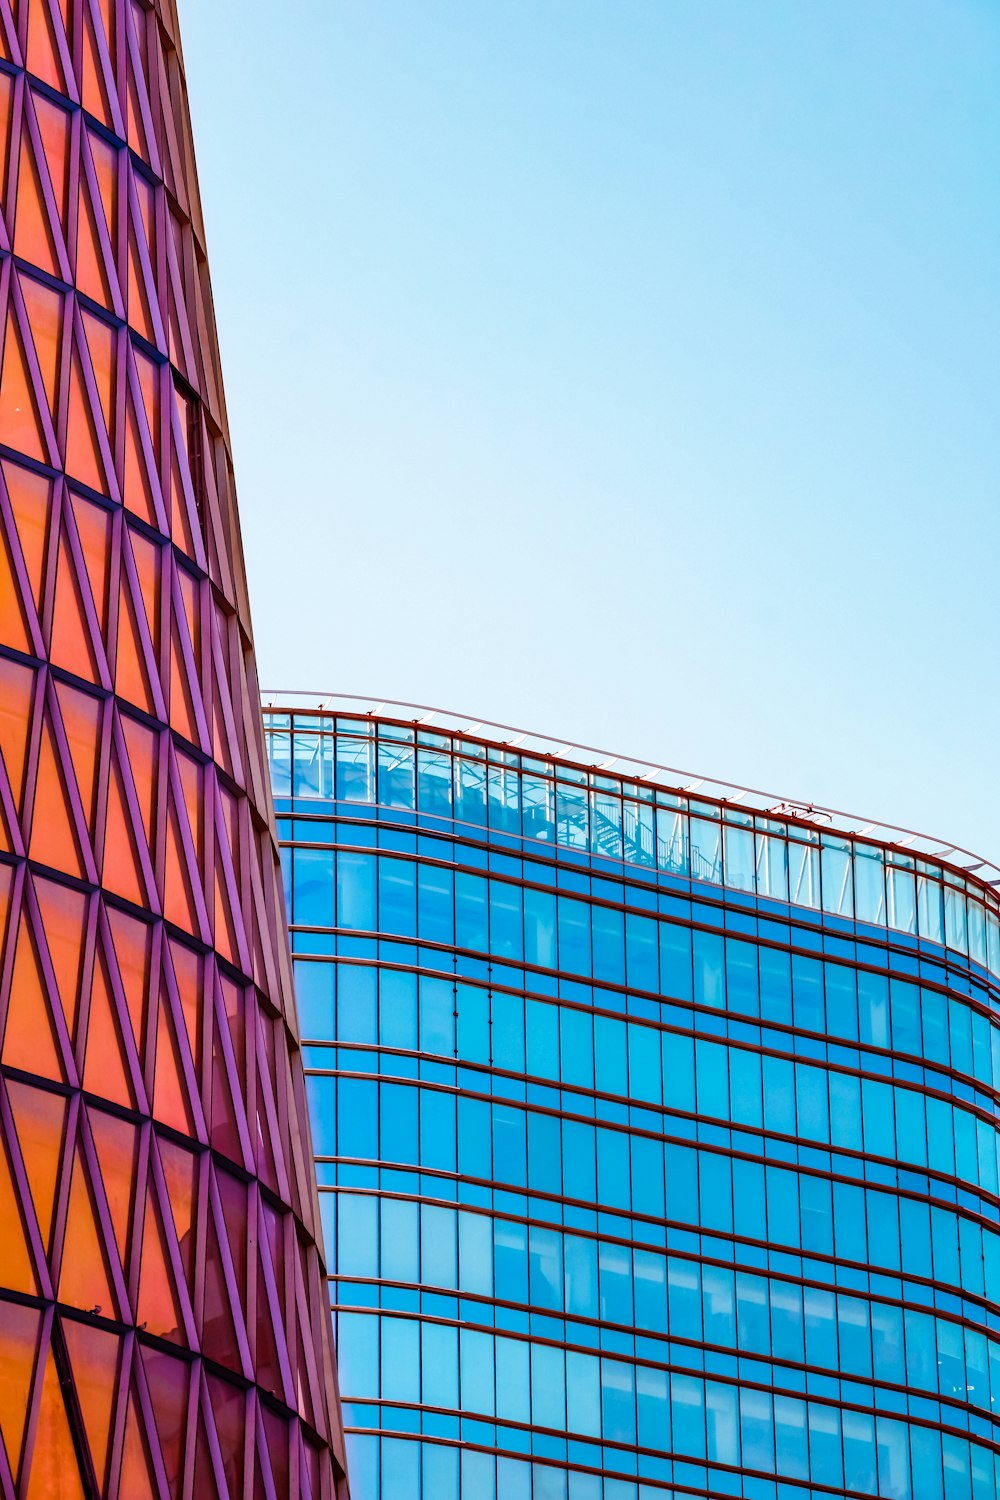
[0,1300,40,1485]
[117,1385,157,1500]
[22,1344,88,1500]
[70,491,112,640]
[6,1078,66,1251]
[2,905,65,1081]
[52,680,101,838]
[56,1143,117,1317]
[87,1106,139,1270]
[65,344,106,494]
[82,950,136,1112]
[34,874,89,1041]
[18,273,63,425]
[61,1318,120,1494]
[0,656,35,815]
[28,700,86,880]
[136,1183,185,1344]
[153,984,194,1136]
[0,299,47,461]
[141,1344,189,1497]
[0,1129,37,1294]
[13,123,59,277]
[157,1135,198,1292]
[25,0,66,94]
[48,523,101,683]
[2,460,51,616]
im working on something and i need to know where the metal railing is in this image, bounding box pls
[261,690,1000,898]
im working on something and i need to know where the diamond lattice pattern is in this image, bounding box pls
[0,2,347,1496]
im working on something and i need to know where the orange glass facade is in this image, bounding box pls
[0,3,347,1496]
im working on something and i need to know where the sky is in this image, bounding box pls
[178,0,1000,865]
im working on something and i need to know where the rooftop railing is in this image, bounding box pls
[261,691,999,901]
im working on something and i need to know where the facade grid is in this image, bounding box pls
[0,4,347,1497]
[265,701,1000,1500]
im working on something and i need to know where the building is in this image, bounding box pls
[0,5,347,1496]
[265,694,1000,1500]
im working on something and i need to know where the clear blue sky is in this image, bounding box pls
[179,1,1000,863]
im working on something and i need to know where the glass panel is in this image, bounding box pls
[854,846,885,926]
[336,734,374,803]
[723,824,754,893]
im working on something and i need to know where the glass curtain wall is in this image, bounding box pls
[266,709,1000,1500]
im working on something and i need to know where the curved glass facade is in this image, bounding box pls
[0,5,346,1495]
[265,704,1000,1500]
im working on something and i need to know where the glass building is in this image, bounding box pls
[0,5,346,1496]
[265,694,1000,1500]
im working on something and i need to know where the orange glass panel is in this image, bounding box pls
[89,130,118,243]
[28,705,85,881]
[87,1107,138,1266]
[136,1189,184,1343]
[0,525,32,653]
[206,1372,245,1498]
[216,1167,247,1315]
[82,3,112,127]
[48,526,100,683]
[35,874,88,1037]
[2,461,51,615]
[169,938,203,1074]
[134,347,160,452]
[25,0,65,94]
[130,524,162,651]
[6,1079,66,1248]
[0,1134,36,1294]
[57,1147,116,1316]
[255,1248,283,1398]
[3,911,64,1081]
[157,1136,197,1289]
[209,1012,241,1164]
[0,655,36,812]
[176,750,202,868]
[61,1319,119,1490]
[71,491,112,637]
[82,953,135,1111]
[0,1300,40,1483]
[126,225,153,343]
[24,1345,87,1500]
[19,274,63,423]
[163,793,198,935]
[65,345,106,493]
[201,1214,241,1373]
[76,177,112,309]
[142,1345,188,1496]
[34,92,71,232]
[102,746,146,905]
[168,610,198,743]
[153,988,194,1135]
[123,390,156,525]
[120,713,157,856]
[14,127,58,278]
[213,858,237,967]
[53,680,101,834]
[81,310,116,447]
[0,69,13,216]
[95,0,116,65]
[106,906,150,1060]
[169,446,198,561]
[0,304,47,461]
[114,568,156,714]
[118,1388,157,1500]
[0,862,12,952]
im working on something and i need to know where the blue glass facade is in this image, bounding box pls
[264,703,1000,1500]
